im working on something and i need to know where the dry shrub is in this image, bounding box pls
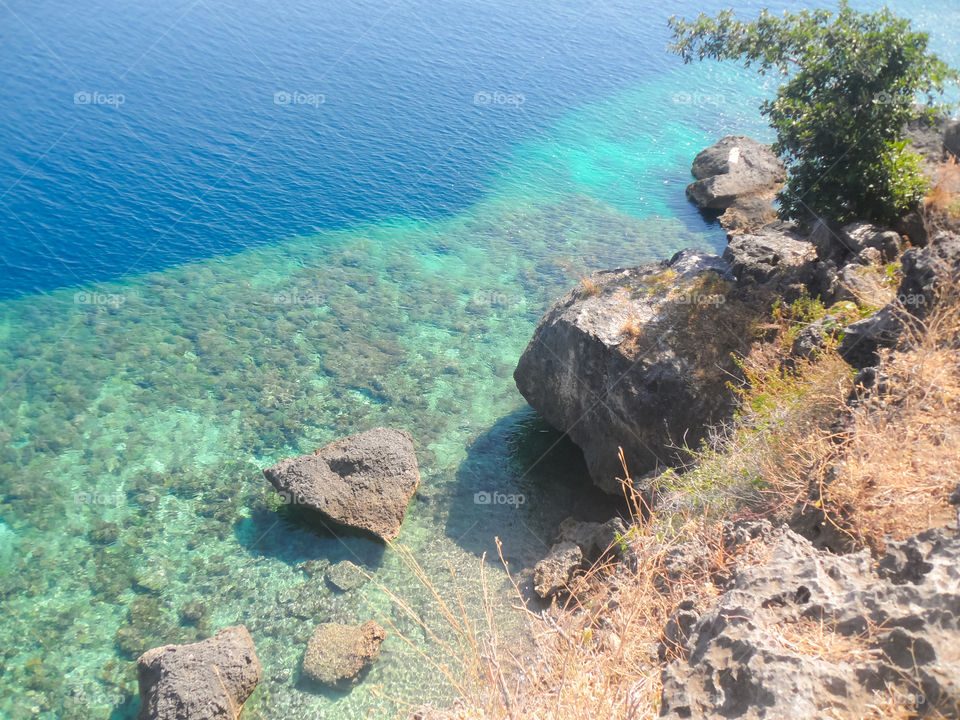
[739,286,960,550]
[818,294,960,549]
[405,286,960,720]
[923,153,960,235]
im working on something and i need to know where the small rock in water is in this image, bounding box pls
[326,560,368,592]
[302,620,386,686]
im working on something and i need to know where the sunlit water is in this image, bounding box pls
[0,1,957,718]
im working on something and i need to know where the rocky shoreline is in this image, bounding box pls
[132,122,960,719]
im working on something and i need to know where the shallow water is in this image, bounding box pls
[1,1,958,718]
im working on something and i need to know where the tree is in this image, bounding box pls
[669,2,958,226]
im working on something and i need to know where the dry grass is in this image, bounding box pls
[744,289,960,551]
[923,154,960,235]
[399,283,960,720]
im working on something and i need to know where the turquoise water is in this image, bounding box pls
[1,2,959,718]
[0,65,765,719]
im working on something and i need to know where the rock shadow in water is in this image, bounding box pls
[444,407,624,571]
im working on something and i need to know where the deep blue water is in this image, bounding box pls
[1,0,682,296]
[0,0,883,297]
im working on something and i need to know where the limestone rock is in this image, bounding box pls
[302,621,386,686]
[137,625,261,720]
[533,541,583,599]
[514,249,759,493]
[686,136,786,211]
[660,528,960,719]
[263,428,420,542]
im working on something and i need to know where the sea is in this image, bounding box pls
[0,0,957,717]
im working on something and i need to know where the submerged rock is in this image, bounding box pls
[137,625,261,720]
[660,528,960,720]
[302,620,386,686]
[514,249,760,493]
[263,427,420,542]
[326,560,368,592]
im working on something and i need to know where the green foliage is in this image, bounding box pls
[669,1,959,225]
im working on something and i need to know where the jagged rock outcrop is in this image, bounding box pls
[263,427,420,542]
[686,136,786,233]
[660,528,960,720]
[840,231,960,367]
[533,516,629,598]
[514,249,761,494]
[905,114,960,168]
[302,621,386,686]
[137,625,261,720]
[533,541,583,599]
[723,223,817,290]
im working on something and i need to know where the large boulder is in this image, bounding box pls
[137,625,261,720]
[723,224,817,287]
[514,249,760,494]
[660,528,960,719]
[302,621,386,686]
[263,428,420,542]
[686,136,786,233]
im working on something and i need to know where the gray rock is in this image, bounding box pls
[555,516,629,562]
[905,113,960,167]
[838,304,907,369]
[660,528,960,719]
[832,262,885,304]
[302,620,386,686]
[533,541,583,598]
[898,231,960,317]
[841,222,902,262]
[263,428,421,542]
[840,232,960,367]
[812,220,901,265]
[718,195,779,234]
[687,136,786,210]
[723,226,817,286]
[514,249,757,493]
[326,560,368,592]
[137,625,261,720]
